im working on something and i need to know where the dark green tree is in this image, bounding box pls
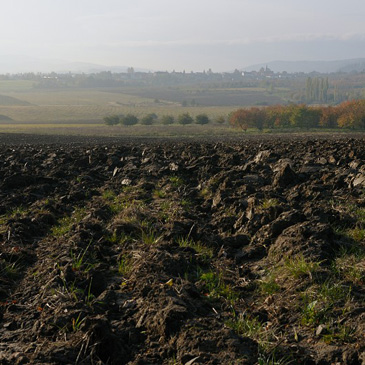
[121,114,138,126]
[141,113,158,125]
[177,113,193,125]
[289,105,320,129]
[161,115,175,125]
[103,115,120,126]
[195,113,210,125]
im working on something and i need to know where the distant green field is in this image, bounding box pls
[0,83,286,124]
[0,80,34,92]
[116,86,285,107]
[0,88,237,123]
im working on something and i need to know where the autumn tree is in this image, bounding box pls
[337,100,365,129]
[249,107,265,131]
[319,106,338,128]
[272,105,292,128]
[229,109,250,132]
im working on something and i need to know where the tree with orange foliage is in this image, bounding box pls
[249,107,266,131]
[337,100,365,129]
[229,109,251,132]
[319,106,338,128]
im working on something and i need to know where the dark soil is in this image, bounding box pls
[0,133,364,364]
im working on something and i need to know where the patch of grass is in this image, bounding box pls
[109,196,133,214]
[71,313,85,332]
[102,189,117,201]
[347,227,365,242]
[102,187,147,215]
[301,281,352,326]
[227,313,264,339]
[60,278,84,301]
[0,261,20,280]
[260,198,279,210]
[180,199,192,211]
[51,207,86,237]
[153,189,166,199]
[105,231,131,246]
[199,187,210,198]
[258,273,281,295]
[10,206,28,217]
[334,248,365,284]
[118,254,133,276]
[321,324,354,344]
[158,200,180,222]
[140,226,162,245]
[284,255,321,279]
[85,279,95,306]
[70,241,94,273]
[51,217,73,236]
[199,271,238,303]
[319,281,351,304]
[353,206,365,224]
[0,206,30,226]
[227,313,292,364]
[177,236,213,262]
[169,176,184,188]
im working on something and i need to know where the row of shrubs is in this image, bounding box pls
[104,113,226,126]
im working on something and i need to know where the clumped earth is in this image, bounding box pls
[0,133,364,364]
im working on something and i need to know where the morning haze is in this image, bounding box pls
[0,0,364,73]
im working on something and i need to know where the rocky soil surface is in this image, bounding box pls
[0,133,364,364]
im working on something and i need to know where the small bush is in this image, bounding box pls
[177,113,193,125]
[161,115,175,125]
[121,114,138,126]
[195,113,210,125]
[103,115,120,126]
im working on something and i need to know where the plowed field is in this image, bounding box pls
[0,133,364,364]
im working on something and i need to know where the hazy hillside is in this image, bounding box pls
[0,55,150,74]
[243,58,365,73]
[0,94,31,106]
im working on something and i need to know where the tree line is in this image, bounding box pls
[103,112,224,126]
[229,100,365,131]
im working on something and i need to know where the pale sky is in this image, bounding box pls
[1,0,364,72]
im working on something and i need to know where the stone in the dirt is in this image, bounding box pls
[316,324,325,336]
[169,162,179,171]
[121,178,132,186]
[353,174,365,187]
[254,150,271,163]
[273,163,297,187]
